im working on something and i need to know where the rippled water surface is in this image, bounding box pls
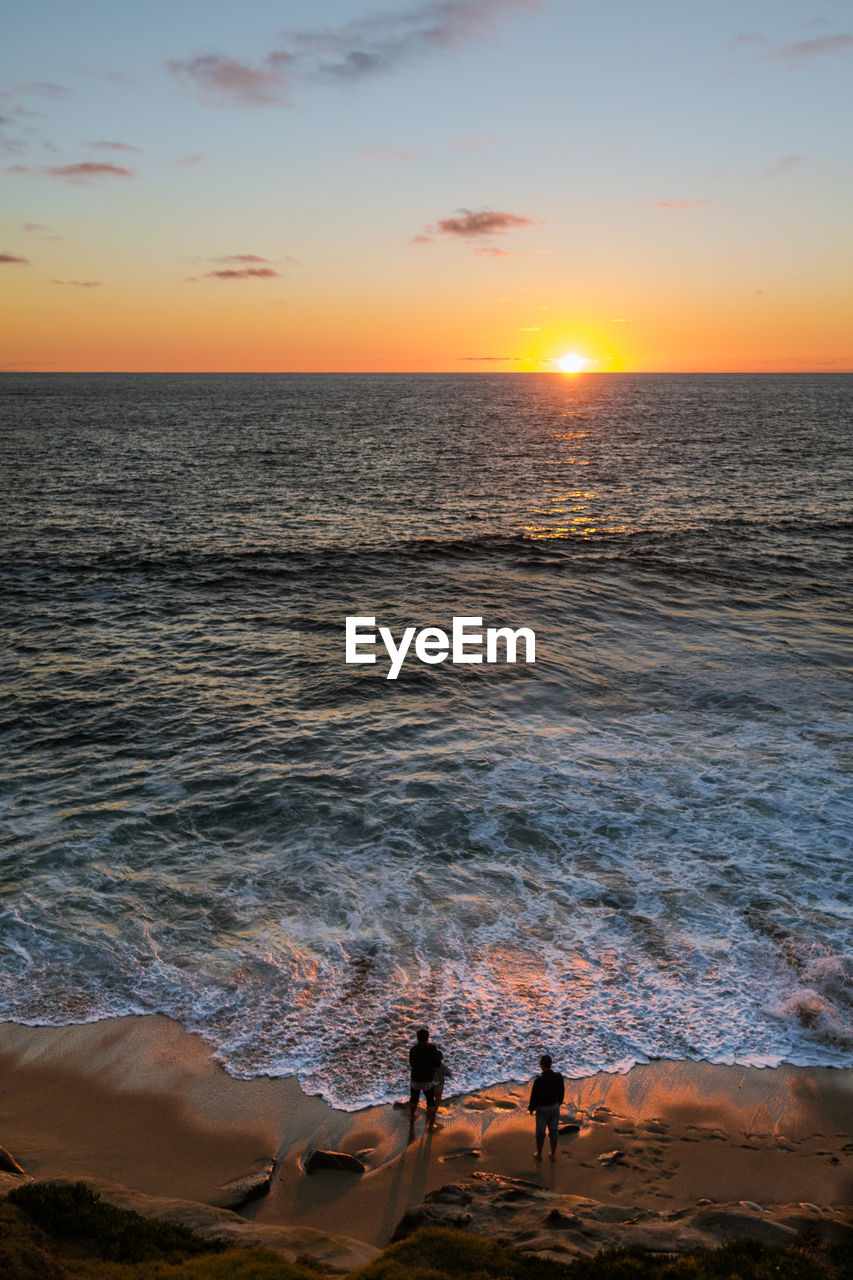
[1,373,851,1106]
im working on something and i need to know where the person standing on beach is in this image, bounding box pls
[409,1026,441,1129]
[528,1053,564,1161]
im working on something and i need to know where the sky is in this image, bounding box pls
[1,0,852,372]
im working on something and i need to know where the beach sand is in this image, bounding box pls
[1,1015,851,1262]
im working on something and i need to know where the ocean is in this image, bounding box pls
[1,372,851,1109]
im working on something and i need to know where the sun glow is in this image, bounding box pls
[557,353,590,374]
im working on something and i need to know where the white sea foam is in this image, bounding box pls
[1,373,851,1107]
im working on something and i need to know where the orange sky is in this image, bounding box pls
[2,0,852,371]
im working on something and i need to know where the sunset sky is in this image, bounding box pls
[2,0,852,372]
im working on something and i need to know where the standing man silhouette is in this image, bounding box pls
[528,1053,564,1160]
[409,1026,441,1130]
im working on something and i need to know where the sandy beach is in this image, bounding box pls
[1,1014,851,1263]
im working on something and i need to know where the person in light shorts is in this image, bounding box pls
[528,1053,565,1161]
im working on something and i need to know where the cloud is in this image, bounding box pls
[358,145,415,159]
[763,154,802,177]
[169,0,538,105]
[461,355,518,361]
[44,161,133,180]
[210,253,273,264]
[655,199,710,208]
[450,133,498,152]
[773,33,853,62]
[0,252,30,264]
[179,154,203,165]
[731,32,767,48]
[167,52,294,106]
[21,222,50,232]
[6,163,31,173]
[203,267,281,279]
[51,278,102,287]
[87,139,143,153]
[417,206,539,256]
[735,30,853,67]
[13,81,71,98]
[434,208,536,236]
[289,0,538,80]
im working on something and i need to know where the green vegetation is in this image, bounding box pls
[7,1181,219,1263]
[1,1185,849,1280]
[350,1229,848,1280]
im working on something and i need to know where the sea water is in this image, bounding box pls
[1,372,851,1108]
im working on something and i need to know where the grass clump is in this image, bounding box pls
[0,1201,67,1280]
[7,1182,219,1264]
[353,1227,571,1280]
[564,1239,830,1280]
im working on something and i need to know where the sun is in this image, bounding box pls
[557,352,589,374]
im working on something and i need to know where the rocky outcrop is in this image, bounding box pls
[302,1150,366,1175]
[215,1158,276,1210]
[37,1177,380,1269]
[392,1174,853,1260]
[0,1145,25,1176]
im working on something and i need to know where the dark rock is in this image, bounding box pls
[0,1144,25,1175]
[543,1209,583,1229]
[303,1149,366,1175]
[426,1185,473,1206]
[440,1148,482,1162]
[471,1171,543,1190]
[597,1149,626,1166]
[558,1122,581,1134]
[392,1205,471,1240]
[216,1158,276,1209]
[497,1188,542,1203]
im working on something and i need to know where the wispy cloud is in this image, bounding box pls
[358,145,416,160]
[13,81,71,98]
[51,278,103,287]
[287,0,538,80]
[169,0,538,106]
[44,161,133,181]
[733,30,853,67]
[0,252,30,264]
[772,33,853,63]
[416,206,539,255]
[193,266,282,280]
[168,53,294,107]
[87,139,143,153]
[187,253,298,280]
[210,253,274,264]
[434,208,536,236]
[655,199,710,209]
[21,221,50,232]
[179,154,204,165]
[763,154,802,177]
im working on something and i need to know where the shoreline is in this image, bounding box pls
[1,1014,851,1259]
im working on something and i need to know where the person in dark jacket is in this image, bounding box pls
[409,1027,441,1129]
[528,1053,564,1160]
